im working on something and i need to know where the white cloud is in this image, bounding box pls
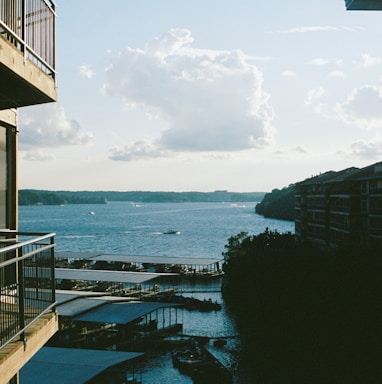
[305,87,325,106]
[361,53,382,68]
[328,71,345,78]
[22,151,56,162]
[272,25,362,34]
[103,28,274,156]
[335,85,382,129]
[18,104,93,151]
[109,140,166,161]
[306,58,330,66]
[306,58,344,67]
[79,64,95,79]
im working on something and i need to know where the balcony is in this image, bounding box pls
[345,0,382,10]
[0,0,57,110]
[0,231,58,383]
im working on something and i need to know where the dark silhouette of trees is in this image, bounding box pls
[255,185,295,221]
[222,229,382,384]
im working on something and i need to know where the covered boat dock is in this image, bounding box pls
[56,251,223,276]
[20,347,143,384]
[54,267,165,294]
[52,291,182,350]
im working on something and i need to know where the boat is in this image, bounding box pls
[171,340,209,374]
[172,339,232,383]
[163,230,180,235]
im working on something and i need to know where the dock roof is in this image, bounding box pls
[56,251,222,266]
[55,291,180,322]
[74,301,180,325]
[20,347,143,384]
[56,296,109,318]
[55,268,161,284]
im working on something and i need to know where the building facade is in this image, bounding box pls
[295,162,382,249]
[0,1,58,383]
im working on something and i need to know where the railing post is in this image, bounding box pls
[22,0,26,62]
[50,235,56,305]
[17,250,26,345]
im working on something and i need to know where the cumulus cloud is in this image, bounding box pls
[335,85,382,129]
[361,53,382,68]
[109,140,166,161]
[18,104,93,151]
[103,28,274,156]
[340,136,382,160]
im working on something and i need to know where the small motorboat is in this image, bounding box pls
[163,230,180,235]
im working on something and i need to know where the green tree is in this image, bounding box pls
[222,230,382,384]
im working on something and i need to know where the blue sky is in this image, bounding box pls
[17,1,382,192]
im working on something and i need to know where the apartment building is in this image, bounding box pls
[0,1,58,383]
[295,1,382,250]
[295,162,382,249]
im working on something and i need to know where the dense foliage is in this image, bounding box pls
[222,229,382,384]
[18,190,67,205]
[255,185,295,221]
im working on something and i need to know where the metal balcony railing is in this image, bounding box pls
[0,231,56,349]
[0,0,56,79]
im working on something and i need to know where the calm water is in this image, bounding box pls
[19,201,293,257]
[19,202,294,383]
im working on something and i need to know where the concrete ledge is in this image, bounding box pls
[0,36,57,110]
[0,312,58,384]
[0,109,16,127]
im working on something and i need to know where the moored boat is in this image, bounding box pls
[172,339,232,383]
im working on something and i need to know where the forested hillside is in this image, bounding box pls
[255,185,294,221]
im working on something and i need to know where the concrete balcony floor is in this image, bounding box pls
[0,35,57,110]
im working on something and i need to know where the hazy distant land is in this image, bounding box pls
[19,189,266,206]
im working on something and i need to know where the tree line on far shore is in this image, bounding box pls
[222,229,382,384]
[18,189,266,205]
[18,190,107,205]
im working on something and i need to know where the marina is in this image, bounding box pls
[38,252,233,382]
[19,201,294,383]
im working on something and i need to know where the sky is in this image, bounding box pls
[16,0,382,192]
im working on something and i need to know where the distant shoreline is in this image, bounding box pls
[19,189,266,206]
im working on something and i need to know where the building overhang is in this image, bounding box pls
[345,0,382,10]
[0,36,57,110]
